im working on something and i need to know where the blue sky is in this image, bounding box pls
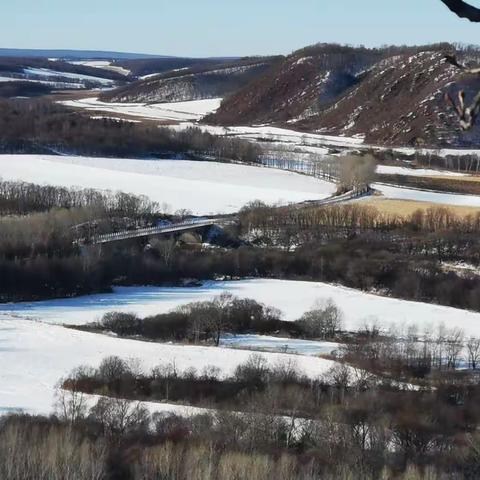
[2,0,480,57]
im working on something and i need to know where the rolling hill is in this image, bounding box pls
[99,57,279,103]
[206,43,480,147]
[0,57,127,91]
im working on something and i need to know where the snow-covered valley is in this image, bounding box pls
[3,98,480,422]
[2,277,479,415]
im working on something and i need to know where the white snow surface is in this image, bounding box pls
[61,97,222,121]
[2,278,479,415]
[68,60,131,76]
[393,146,480,158]
[172,123,366,149]
[376,165,467,177]
[374,183,480,207]
[0,155,336,215]
[0,318,337,415]
[0,76,23,83]
[23,68,115,85]
[2,279,479,335]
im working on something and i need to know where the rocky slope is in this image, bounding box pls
[205,45,385,126]
[207,44,480,147]
[297,50,476,147]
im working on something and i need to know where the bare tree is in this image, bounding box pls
[55,374,88,425]
[444,327,464,369]
[323,363,352,404]
[467,336,480,369]
[152,360,178,400]
[209,292,234,346]
[234,354,269,384]
[151,237,176,267]
[297,298,344,339]
[337,154,376,193]
[97,356,130,382]
[89,397,150,437]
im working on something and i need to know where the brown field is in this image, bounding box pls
[362,198,480,218]
[433,174,480,183]
[377,173,480,195]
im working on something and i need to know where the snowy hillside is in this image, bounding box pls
[62,97,222,121]
[99,58,274,103]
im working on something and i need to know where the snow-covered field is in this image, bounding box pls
[23,67,116,86]
[61,97,222,121]
[0,76,25,83]
[208,126,480,162]
[2,278,479,415]
[376,165,467,177]
[172,123,365,149]
[0,155,336,214]
[0,318,337,415]
[223,126,364,148]
[2,279,479,335]
[69,60,131,76]
[374,183,480,207]
[394,146,480,158]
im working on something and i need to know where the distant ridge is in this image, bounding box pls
[0,48,168,60]
[206,42,480,147]
[100,57,278,103]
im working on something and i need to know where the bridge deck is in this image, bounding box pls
[91,219,217,245]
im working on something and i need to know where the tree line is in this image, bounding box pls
[4,208,480,310]
[0,179,159,216]
[78,294,343,345]
[238,201,480,241]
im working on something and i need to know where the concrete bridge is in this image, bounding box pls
[82,189,370,246]
[90,218,221,245]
